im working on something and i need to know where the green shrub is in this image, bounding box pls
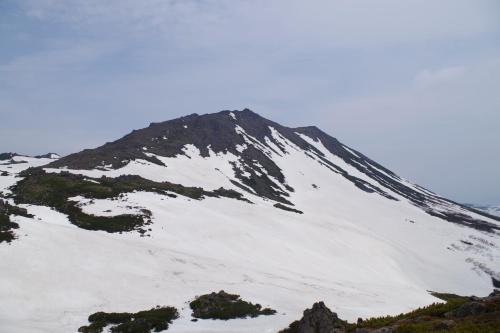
[11,168,247,233]
[79,306,179,333]
[189,290,276,320]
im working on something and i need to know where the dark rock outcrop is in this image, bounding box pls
[489,289,500,297]
[492,277,500,288]
[279,302,347,333]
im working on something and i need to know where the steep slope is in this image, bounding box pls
[0,110,499,333]
[466,203,500,218]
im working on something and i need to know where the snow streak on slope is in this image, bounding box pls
[1,110,499,333]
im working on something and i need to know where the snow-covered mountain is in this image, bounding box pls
[0,109,499,333]
[466,203,500,218]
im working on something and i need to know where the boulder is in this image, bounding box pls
[280,301,346,333]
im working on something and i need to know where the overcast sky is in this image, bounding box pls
[1,0,499,205]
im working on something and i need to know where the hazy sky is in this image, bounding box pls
[1,0,499,204]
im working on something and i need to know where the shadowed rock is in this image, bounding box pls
[279,302,347,333]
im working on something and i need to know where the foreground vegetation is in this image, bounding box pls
[277,290,500,333]
[78,306,179,333]
[190,290,276,320]
[346,291,500,333]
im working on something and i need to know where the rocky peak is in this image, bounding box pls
[42,109,500,232]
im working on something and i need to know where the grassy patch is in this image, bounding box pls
[352,297,469,330]
[11,168,247,233]
[11,169,152,233]
[78,306,179,333]
[13,168,206,205]
[190,290,276,320]
[347,291,500,333]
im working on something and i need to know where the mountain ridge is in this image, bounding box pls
[46,109,499,231]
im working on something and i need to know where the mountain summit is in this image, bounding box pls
[49,109,498,232]
[1,109,499,333]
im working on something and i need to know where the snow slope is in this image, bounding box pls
[0,111,499,333]
[467,203,500,218]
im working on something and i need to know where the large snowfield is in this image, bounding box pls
[1,122,499,333]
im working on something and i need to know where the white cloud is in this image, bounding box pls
[16,0,500,48]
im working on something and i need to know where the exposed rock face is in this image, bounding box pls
[45,109,500,232]
[492,277,500,288]
[279,302,346,333]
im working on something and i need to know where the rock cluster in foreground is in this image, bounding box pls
[279,289,500,333]
[279,301,347,333]
[76,288,500,332]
